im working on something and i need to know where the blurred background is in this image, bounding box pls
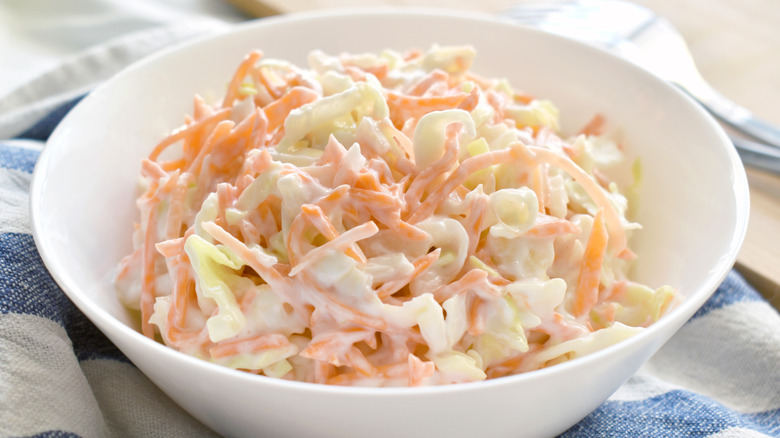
[2,0,778,121]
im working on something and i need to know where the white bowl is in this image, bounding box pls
[30,9,748,438]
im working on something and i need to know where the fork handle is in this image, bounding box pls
[687,86,780,150]
[732,134,780,175]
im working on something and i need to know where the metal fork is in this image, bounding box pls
[503,0,780,174]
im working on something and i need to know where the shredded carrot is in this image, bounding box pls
[186,120,235,175]
[288,221,378,277]
[210,333,290,359]
[300,204,366,264]
[407,144,531,223]
[386,91,471,127]
[376,248,441,299]
[407,354,436,386]
[201,221,286,287]
[528,145,628,257]
[147,108,232,162]
[578,114,606,136]
[117,45,679,387]
[404,122,461,210]
[532,164,548,212]
[526,215,581,237]
[573,209,608,318]
[407,69,450,96]
[222,50,263,109]
[140,206,158,339]
[264,86,319,131]
[431,269,497,302]
[467,296,486,336]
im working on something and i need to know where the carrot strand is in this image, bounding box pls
[573,209,608,318]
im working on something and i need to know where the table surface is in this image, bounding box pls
[226,0,780,309]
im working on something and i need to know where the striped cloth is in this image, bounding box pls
[3,104,780,438]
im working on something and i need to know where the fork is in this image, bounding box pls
[502,0,780,174]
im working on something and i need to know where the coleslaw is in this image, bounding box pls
[115,45,680,386]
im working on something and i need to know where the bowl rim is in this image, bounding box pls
[30,6,750,396]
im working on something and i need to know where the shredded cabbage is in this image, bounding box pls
[116,45,681,387]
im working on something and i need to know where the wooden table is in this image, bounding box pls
[227,0,780,309]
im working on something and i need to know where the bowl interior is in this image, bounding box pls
[30,8,748,435]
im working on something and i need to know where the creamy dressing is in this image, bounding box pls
[114,45,680,387]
